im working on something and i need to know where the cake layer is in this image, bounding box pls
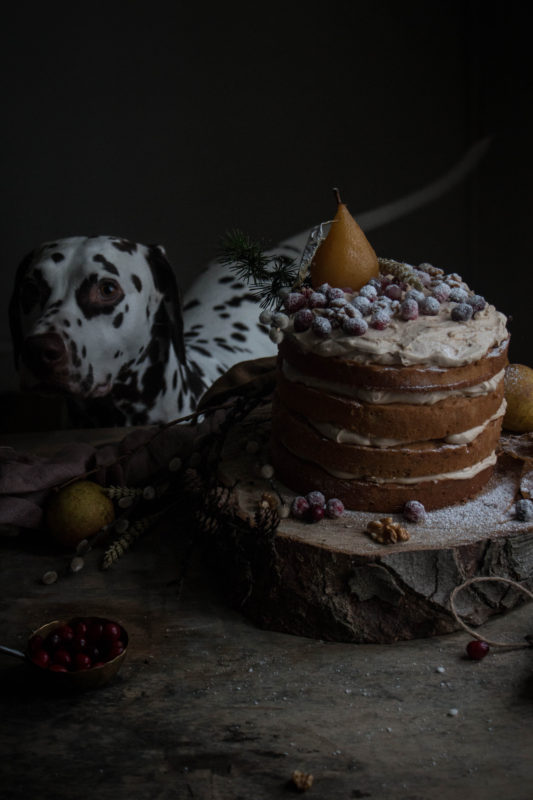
[270,438,495,512]
[272,400,502,480]
[275,368,505,442]
[279,336,509,392]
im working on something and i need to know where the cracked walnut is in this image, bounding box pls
[366,517,410,545]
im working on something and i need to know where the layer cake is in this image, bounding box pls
[270,260,509,512]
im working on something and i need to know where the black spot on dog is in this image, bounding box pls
[225,293,256,308]
[172,370,177,389]
[69,339,81,368]
[82,346,87,358]
[183,298,200,311]
[213,304,225,311]
[232,321,249,331]
[131,274,142,292]
[93,254,119,275]
[177,389,183,412]
[125,305,129,313]
[51,252,65,263]
[231,332,246,342]
[112,239,138,255]
[184,330,198,338]
[19,268,52,314]
[218,275,234,284]
[231,282,246,289]
[190,344,211,358]
[216,365,226,376]
[63,319,71,327]
[77,319,82,326]
[114,350,121,358]
[192,324,204,330]
[219,313,230,319]
[80,364,94,393]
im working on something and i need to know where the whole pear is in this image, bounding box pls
[503,363,533,433]
[45,480,115,547]
[310,191,379,290]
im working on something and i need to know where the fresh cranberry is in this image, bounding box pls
[102,622,122,642]
[55,624,75,642]
[73,620,87,637]
[53,649,72,668]
[74,652,92,670]
[108,641,125,660]
[45,632,63,651]
[31,649,50,669]
[72,636,88,652]
[466,640,490,660]
[28,635,44,654]
[87,646,101,662]
[86,621,104,643]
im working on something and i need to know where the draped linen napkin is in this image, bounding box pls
[0,357,276,530]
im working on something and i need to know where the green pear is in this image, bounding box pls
[503,363,533,432]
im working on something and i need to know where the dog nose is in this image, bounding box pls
[21,333,68,376]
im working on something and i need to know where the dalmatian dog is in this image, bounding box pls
[9,235,278,427]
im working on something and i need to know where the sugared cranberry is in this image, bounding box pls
[326,498,345,518]
[308,291,327,309]
[351,296,372,316]
[419,297,440,316]
[403,500,426,523]
[400,298,419,321]
[449,287,468,303]
[359,284,378,301]
[326,287,345,302]
[74,652,92,670]
[306,491,326,508]
[370,309,391,330]
[342,317,368,336]
[284,292,307,314]
[468,294,486,313]
[31,649,50,669]
[311,316,332,339]
[293,308,314,332]
[431,282,450,302]
[451,303,473,322]
[307,505,325,523]
[385,284,402,300]
[466,640,490,660]
[291,496,311,519]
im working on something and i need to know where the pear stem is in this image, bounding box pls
[333,187,342,206]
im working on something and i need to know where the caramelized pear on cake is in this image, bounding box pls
[310,189,379,291]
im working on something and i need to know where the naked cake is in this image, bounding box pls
[268,199,510,512]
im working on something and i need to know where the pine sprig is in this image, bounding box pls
[218,229,299,310]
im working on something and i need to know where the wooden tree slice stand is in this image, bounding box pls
[213,403,533,643]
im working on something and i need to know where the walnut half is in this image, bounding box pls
[290,770,314,792]
[366,517,410,545]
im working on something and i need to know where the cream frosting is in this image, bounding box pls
[322,452,497,483]
[309,401,507,448]
[286,300,508,368]
[281,361,505,405]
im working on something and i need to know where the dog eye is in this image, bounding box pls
[97,279,121,301]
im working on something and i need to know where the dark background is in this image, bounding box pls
[1,0,531,392]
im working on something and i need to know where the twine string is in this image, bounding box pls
[450,576,533,649]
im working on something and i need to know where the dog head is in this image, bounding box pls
[9,235,186,407]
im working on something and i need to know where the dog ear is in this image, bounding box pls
[145,244,187,365]
[8,249,35,368]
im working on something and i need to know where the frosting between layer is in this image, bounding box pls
[281,361,505,405]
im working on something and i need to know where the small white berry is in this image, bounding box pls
[169,456,182,472]
[260,464,275,479]
[269,327,284,344]
[42,570,58,585]
[259,309,273,325]
[143,486,156,500]
[272,312,290,330]
[70,556,85,573]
